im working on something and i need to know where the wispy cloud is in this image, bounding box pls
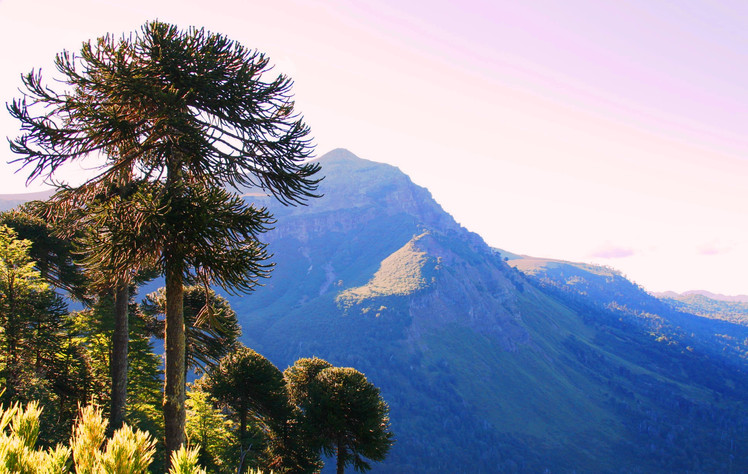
[589,243,635,259]
[697,242,733,256]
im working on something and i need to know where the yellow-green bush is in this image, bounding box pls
[0,401,71,473]
[0,401,209,474]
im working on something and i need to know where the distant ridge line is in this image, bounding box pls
[654,290,748,303]
[0,190,54,200]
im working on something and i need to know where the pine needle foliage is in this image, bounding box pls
[142,286,242,375]
[98,423,156,474]
[286,363,394,474]
[8,22,320,202]
[185,388,236,474]
[70,405,108,474]
[201,347,322,473]
[0,401,213,474]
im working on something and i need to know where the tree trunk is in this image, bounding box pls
[240,398,247,450]
[109,282,129,433]
[337,438,346,474]
[164,256,186,466]
[5,276,18,402]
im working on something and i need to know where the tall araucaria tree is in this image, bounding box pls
[8,21,320,463]
[32,179,159,434]
[141,285,242,376]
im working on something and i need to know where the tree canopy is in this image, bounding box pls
[285,360,394,473]
[141,285,242,375]
[8,20,321,461]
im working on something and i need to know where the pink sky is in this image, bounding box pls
[0,0,746,294]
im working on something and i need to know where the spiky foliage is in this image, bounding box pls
[69,294,163,438]
[201,346,320,473]
[8,20,320,460]
[166,445,207,474]
[185,387,236,474]
[98,423,156,473]
[0,208,86,301]
[201,347,288,449]
[141,286,242,375]
[0,224,79,429]
[70,404,156,474]
[0,400,72,473]
[0,226,48,384]
[70,405,107,474]
[13,195,155,434]
[8,22,319,201]
[283,358,333,407]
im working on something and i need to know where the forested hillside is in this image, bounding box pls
[657,291,748,326]
[221,149,748,472]
[3,148,748,472]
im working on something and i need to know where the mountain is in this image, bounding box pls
[502,253,748,366]
[0,190,54,212]
[655,291,748,326]
[3,149,748,472]
[228,149,748,472]
[661,290,748,304]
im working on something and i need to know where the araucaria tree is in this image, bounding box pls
[202,346,321,473]
[141,285,242,376]
[286,361,394,474]
[8,21,320,462]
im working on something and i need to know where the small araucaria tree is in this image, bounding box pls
[286,361,394,474]
[8,20,320,463]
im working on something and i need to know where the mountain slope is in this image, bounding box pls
[4,149,748,472]
[656,291,748,326]
[502,252,748,368]
[0,190,54,212]
[229,149,748,472]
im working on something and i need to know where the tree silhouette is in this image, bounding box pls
[9,21,320,461]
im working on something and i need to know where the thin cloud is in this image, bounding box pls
[697,242,733,256]
[589,244,635,259]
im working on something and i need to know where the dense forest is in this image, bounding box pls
[0,21,392,474]
[0,196,394,474]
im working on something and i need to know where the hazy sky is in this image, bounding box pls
[1,0,746,294]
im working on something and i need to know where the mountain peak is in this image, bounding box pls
[314,148,408,187]
[316,148,372,166]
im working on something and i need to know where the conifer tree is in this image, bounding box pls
[0,225,86,443]
[202,346,321,473]
[287,363,394,474]
[0,225,53,398]
[9,21,319,462]
[141,285,241,376]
